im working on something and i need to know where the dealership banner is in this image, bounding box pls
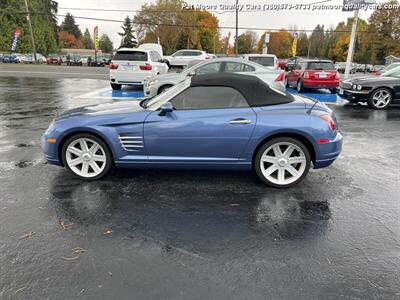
[11,28,21,52]
[292,34,298,57]
[94,26,99,54]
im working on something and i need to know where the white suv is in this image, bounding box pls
[164,50,210,68]
[109,48,169,90]
[243,54,278,70]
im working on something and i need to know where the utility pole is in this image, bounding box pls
[235,0,238,55]
[344,7,359,78]
[24,0,37,63]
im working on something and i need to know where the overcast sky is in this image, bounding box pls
[56,0,382,49]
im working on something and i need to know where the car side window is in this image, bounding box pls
[170,86,249,110]
[173,51,184,57]
[224,62,255,73]
[154,51,162,61]
[195,63,222,75]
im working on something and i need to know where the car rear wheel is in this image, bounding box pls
[296,80,304,93]
[111,83,122,90]
[61,134,112,180]
[368,88,392,110]
[158,85,173,94]
[254,137,311,188]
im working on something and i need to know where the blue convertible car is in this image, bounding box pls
[42,73,342,188]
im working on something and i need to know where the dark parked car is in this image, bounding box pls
[90,58,105,67]
[67,55,82,66]
[339,67,400,109]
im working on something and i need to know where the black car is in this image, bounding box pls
[339,69,400,109]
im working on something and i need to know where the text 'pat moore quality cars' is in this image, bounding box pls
[143,57,286,98]
[42,73,343,188]
[339,67,400,109]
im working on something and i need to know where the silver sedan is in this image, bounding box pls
[143,57,285,98]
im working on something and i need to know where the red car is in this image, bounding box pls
[47,56,61,65]
[286,59,339,93]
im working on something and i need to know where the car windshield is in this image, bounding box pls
[383,65,400,77]
[141,80,190,110]
[248,56,275,67]
[307,62,335,70]
[113,51,147,61]
[383,63,400,72]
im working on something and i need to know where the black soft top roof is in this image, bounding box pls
[190,73,293,107]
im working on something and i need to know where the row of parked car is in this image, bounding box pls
[0,52,111,67]
[107,44,400,110]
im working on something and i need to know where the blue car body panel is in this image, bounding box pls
[41,96,343,171]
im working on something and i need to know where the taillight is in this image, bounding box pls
[320,114,337,131]
[139,63,152,71]
[275,72,285,82]
[110,63,118,69]
[335,72,340,79]
[303,71,309,79]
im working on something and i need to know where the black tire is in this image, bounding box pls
[158,85,173,94]
[111,83,122,90]
[254,137,311,188]
[61,133,112,180]
[330,88,337,94]
[296,80,304,93]
[367,88,393,110]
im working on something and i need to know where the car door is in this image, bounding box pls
[193,62,223,75]
[143,86,257,163]
[150,51,167,74]
[288,63,302,86]
[171,50,185,66]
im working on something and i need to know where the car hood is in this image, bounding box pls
[56,100,147,120]
[349,76,397,85]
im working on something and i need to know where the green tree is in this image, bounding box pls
[0,0,58,54]
[296,32,309,57]
[99,34,113,53]
[81,28,93,49]
[133,0,220,54]
[235,31,258,54]
[60,13,82,39]
[368,0,400,64]
[119,16,137,48]
[309,25,325,58]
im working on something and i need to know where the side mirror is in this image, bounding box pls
[187,70,196,77]
[159,102,174,116]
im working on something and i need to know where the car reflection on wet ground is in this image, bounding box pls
[0,77,399,299]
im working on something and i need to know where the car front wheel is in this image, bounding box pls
[61,134,112,180]
[254,137,311,188]
[296,80,304,93]
[368,88,392,110]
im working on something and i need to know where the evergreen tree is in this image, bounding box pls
[81,28,93,49]
[60,13,82,39]
[99,34,114,53]
[119,16,137,48]
[0,0,58,54]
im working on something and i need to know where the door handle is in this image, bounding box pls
[229,119,252,125]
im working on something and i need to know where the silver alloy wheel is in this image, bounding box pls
[66,138,107,178]
[372,90,391,108]
[259,142,307,186]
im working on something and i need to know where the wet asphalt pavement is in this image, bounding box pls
[0,76,400,300]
